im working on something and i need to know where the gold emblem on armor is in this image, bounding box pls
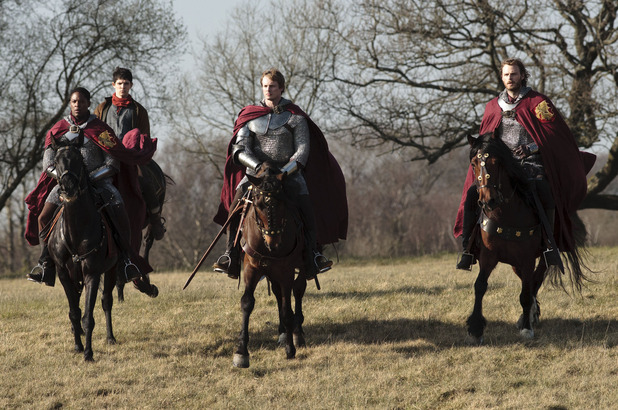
[98,130,116,148]
[535,100,555,122]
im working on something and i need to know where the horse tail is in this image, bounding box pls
[545,212,592,293]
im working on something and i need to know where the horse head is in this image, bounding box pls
[468,131,528,212]
[246,162,289,252]
[55,145,88,203]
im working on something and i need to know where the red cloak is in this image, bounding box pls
[25,119,156,273]
[454,90,596,252]
[214,104,348,245]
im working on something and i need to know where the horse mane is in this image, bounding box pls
[471,132,532,205]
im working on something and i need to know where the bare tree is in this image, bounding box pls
[324,0,618,210]
[0,0,186,214]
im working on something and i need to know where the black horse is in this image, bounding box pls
[116,159,172,301]
[47,145,119,361]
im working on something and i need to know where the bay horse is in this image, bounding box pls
[465,132,587,344]
[47,144,120,361]
[233,163,307,368]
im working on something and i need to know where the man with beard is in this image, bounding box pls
[454,58,595,270]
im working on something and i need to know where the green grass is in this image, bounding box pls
[1,248,617,409]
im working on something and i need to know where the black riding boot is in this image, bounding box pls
[213,191,243,279]
[298,194,332,280]
[213,215,242,279]
[456,186,478,271]
[106,203,142,285]
[27,243,56,287]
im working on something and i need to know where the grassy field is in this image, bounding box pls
[1,248,617,409]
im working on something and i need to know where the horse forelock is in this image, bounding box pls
[475,133,529,188]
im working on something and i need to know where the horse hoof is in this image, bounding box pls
[149,285,159,298]
[520,329,534,339]
[233,353,250,368]
[465,334,483,346]
[84,354,94,362]
[107,337,117,345]
[74,344,84,353]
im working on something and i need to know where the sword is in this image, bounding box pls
[182,200,244,290]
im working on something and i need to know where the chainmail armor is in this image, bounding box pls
[238,99,311,194]
[498,88,545,178]
[44,134,122,206]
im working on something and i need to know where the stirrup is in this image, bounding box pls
[27,264,56,287]
[314,251,332,273]
[213,251,231,274]
[213,250,240,279]
[121,259,141,283]
[543,248,561,268]
[456,252,475,271]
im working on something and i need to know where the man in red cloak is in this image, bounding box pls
[454,58,596,270]
[25,87,156,285]
[213,68,348,280]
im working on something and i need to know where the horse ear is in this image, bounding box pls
[246,173,261,186]
[467,134,478,147]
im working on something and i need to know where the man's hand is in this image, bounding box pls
[514,144,531,159]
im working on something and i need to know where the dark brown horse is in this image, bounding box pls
[233,163,307,368]
[465,132,587,344]
[47,145,118,361]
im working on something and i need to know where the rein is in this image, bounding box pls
[241,181,301,264]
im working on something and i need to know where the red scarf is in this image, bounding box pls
[112,94,133,113]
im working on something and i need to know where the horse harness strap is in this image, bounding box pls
[480,212,540,241]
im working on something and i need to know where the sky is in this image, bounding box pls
[172,0,244,43]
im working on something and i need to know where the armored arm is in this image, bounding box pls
[232,124,261,171]
[42,147,58,179]
[89,152,120,182]
[287,116,310,171]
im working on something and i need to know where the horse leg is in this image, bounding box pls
[466,257,497,345]
[518,261,546,329]
[277,281,296,360]
[58,269,84,353]
[271,283,287,346]
[233,272,257,368]
[292,274,307,348]
[117,281,125,302]
[517,261,539,339]
[102,269,116,345]
[81,274,101,361]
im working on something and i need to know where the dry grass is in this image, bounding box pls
[1,248,617,409]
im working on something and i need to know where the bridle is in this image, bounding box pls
[56,146,87,202]
[251,183,288,249]
[473,150,515,210]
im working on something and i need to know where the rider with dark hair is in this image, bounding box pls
[25,87,156,286]
[213,68,348,280]
[454,58,595,270]
[94,67,166,241]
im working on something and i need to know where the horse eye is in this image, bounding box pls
[484,153,489,158]
[486,174,491,179]
[477,176,482,181]
[477,154,482,158]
